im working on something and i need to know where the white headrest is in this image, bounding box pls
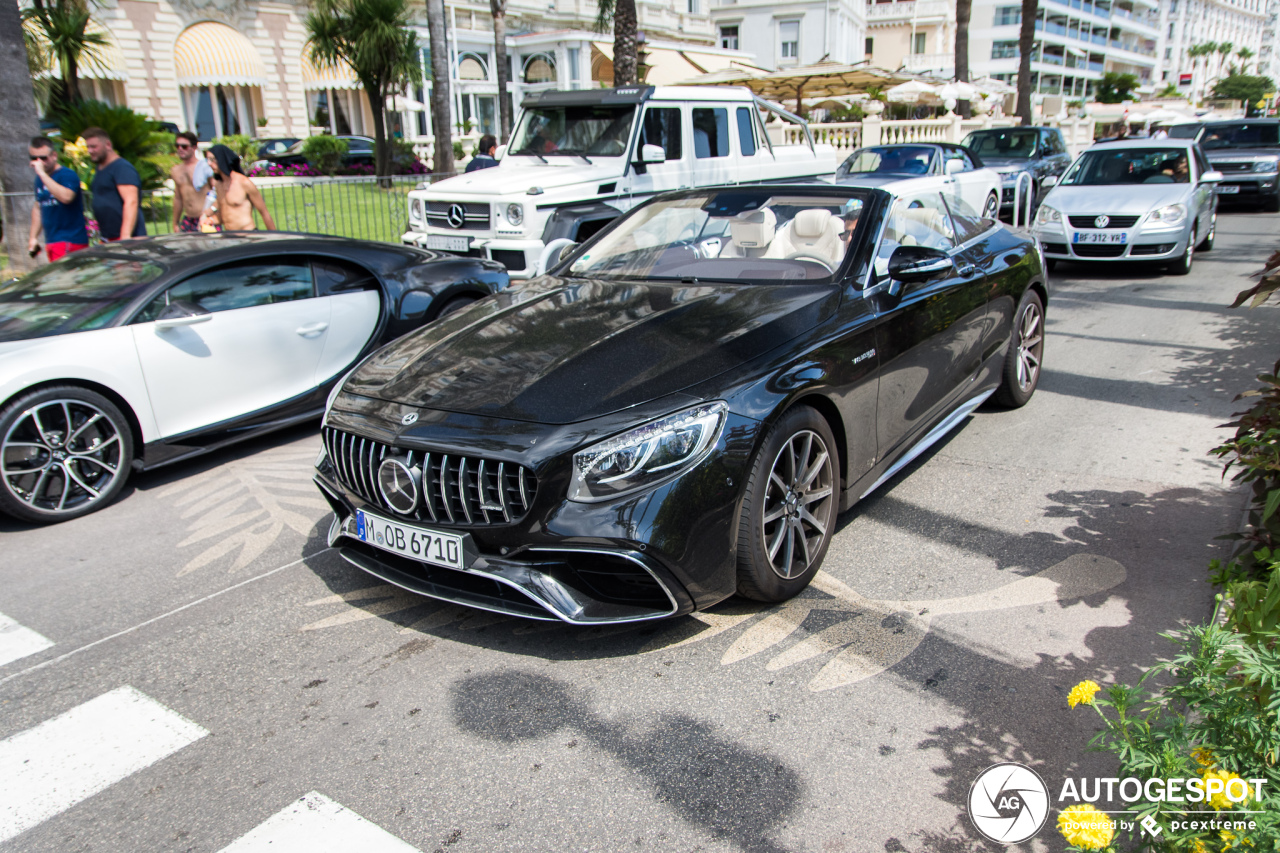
[730,208,777,249]
[793,209,833,239]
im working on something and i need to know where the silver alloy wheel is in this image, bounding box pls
[761,429,835,580]
[1182,232,1194,267]
[983,193,999,219]
[1,399,125,516]
[1015,300,1044,392]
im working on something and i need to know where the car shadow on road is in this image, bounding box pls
[449,669,802,853]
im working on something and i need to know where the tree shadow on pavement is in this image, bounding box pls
[449,669,802,853]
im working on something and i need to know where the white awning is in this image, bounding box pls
[591,42,759,86]
[174,22,267,87]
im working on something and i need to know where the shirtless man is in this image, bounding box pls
[170,132,210,232]
[206,144,276,231]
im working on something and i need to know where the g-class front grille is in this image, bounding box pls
[323,427,536,526]
[425,201,491,231]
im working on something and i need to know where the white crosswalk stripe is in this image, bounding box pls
[0,686,208,844]
[218,791,423,852]
[0,611,54,668]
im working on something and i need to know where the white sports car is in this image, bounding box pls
[831,142,1004,220]
[0,233,507,524]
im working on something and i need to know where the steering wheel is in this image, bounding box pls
[785,252,836,272]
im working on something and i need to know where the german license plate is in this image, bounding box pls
[425,235,471,252]
[1215,185,1241,194]
[1072,231,1126,244]
[355,509,465,570]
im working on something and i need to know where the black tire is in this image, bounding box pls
[994,290,1045,409]
[0,385,134,524]
[983,193,1000,220]
[1046,258,1058,273]
[1168,231,1195,276]
[437,295,478,318]
[1266,192,1280,213]
[1198,213,1215,251]
[736,406,840,602]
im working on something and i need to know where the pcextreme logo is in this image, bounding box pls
[968,762,1051,844]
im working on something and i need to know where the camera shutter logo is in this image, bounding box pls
[377,458,420,515]
[447,204,467,229]
[968,762,1051,844]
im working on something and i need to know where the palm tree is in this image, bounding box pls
[1,0,43,273]
[596,0,639,86]
[1016,0,1038,124]
[21,0,109,109]
[1215,41,1234,82]
[425,0,453,176]
[306,0,423,178]
[955,0,972,117]
[1236,46,1254,74]
[492,0,512,141]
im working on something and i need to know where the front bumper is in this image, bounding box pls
[1034,223,1189,261]
[401,227,542,278]
[312,413,758,624]
[1212,177,1279,200]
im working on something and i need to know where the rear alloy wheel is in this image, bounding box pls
[1169,231,1195,276]
[983,193,1000,219]
[995,290,1045,408]
[0,386,134,524]
[736,407,839,602]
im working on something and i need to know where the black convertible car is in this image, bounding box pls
[0,233,506,523]
[315,185,1048,623]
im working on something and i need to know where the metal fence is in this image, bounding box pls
[139,173,434,243]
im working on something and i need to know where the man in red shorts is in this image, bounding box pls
[27,136,89,262]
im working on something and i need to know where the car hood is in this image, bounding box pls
[980,156,1036,171]
[1043,183,1192,215]
[427,159,623,197]
[344,276,839,424]
[1206,147,1280,161]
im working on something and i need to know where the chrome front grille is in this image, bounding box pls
[426,201,491,231]
[323,428,536,526]
[1213,161,1253,173]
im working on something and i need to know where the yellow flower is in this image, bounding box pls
[1219,829,1254,850]
[1058,803,1115,850]
[1193,839,1209,853]
[1192,747,1217,768]
[1067,679,1102,708]
[1203,768,1251,810]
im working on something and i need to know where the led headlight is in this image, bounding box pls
[1254,160,1279,173]
[1147,203,1187,226]
[410,198,424,222]
[505,203,524,226]
[569,401,728,503]
[1035,205,1061,226]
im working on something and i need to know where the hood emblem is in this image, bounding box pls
[401,412,418,425]
[1094,215,1110,228]
[378,458,420,515]
[447,204,466,229]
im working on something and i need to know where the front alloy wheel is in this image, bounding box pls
[983,193,1000,219]
[1169,231,1195,276]
[995,290,1045,408]
[0,387,134,523]
[737,407,839,602]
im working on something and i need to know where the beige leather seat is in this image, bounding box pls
[719,208,778,258]
[771,208,844,265]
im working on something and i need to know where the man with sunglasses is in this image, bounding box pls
[26,136,89,262]
[171,131,211,233]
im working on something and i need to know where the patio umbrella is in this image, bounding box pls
[1137,107,1191,126]
[388,95,425,112]
[971,76,1016,96]
[679,61,916,115]
[937,81,980,102]
[886,80,941,104]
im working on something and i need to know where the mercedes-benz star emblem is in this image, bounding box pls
[1094,215,1110,228]
[446,203,466,229]
[377,458,420,515]
[401,412,418,426]
[967,762,1051,844]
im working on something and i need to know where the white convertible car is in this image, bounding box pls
[831,142,1004,221]
[0,233,507,524]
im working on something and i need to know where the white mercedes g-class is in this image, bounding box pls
[402,85,837,277]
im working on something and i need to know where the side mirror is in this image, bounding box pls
[1042,175,1059,188]
[887,246,953,284]
[945,159,965,175]
[1201,170,1224,183]
[154,299,212,330]
[494,144,507,160]
[641,144,666,164]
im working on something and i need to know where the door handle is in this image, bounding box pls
[296,322,329,337]
[956,264,977,277]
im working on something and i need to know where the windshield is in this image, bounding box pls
[0,255,165,342]
[838,145,935,177]
[509,106,636,157]
[1166,124,1201,139]
[1060,148,1192,186]
[1201,123,1280,149]
[962,130,1039,159]
[566,191,868,282]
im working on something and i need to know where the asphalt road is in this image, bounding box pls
[2,211,1277,853]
